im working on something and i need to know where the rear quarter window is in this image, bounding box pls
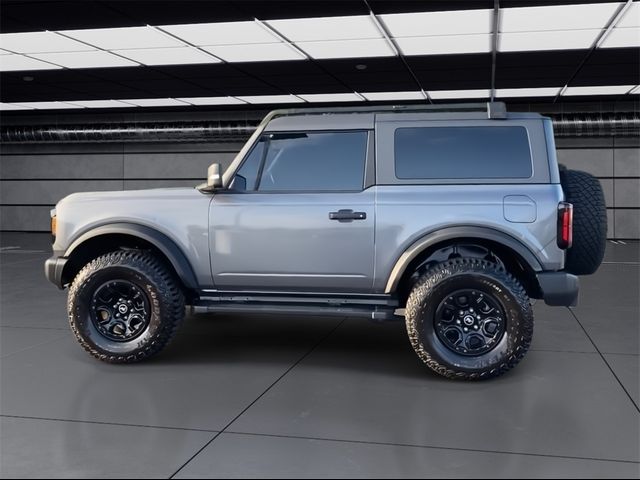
[394,126,533,179]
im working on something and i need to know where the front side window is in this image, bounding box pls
[394,126,533,179]
[256,131,368,191]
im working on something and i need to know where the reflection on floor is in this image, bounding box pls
[1,233,639,478]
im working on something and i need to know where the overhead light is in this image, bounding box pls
[296,38,394,59]
[64,100,137,108]
[161,21,279,46]
[630,86,640,94]
[617,2,640,28]
[564,85,635,96]
[10,101,82,109]
[0,54,61,71]
[380,9,492,37]
[237,94,304,104]
[495,87,561,97]
[0,103,34,110]
[499,3,619,32]
[396,34,491,55]
[599,27,640,48]
[202,42,304,62]
[299,93,363,102]
[60,26,183,50]
[0,31,94,53]
[361,91,424,101]
[29,51,138,68]
[177,96,246,105]
[120,98,191,107]
[266,15,381,42]
[429,89,490,99]
[114,47,218,65]
[499,30,600,52]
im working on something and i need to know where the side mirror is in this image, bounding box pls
[197,163,223,192]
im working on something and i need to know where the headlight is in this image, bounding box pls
[51,215,57,238]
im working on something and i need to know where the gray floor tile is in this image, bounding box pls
[604,353,640,408]
[531,304,595,353]
[576,264,639,310]
[0,327,68,357]
[570,263,639,355]
[0,416,213,479]
[176,432,640,479]
[230,320,640,462]
[1,255,68,330]
[0,315,341,431]
[572,306,639,355]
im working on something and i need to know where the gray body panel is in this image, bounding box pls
[52,188,214,287]
[48,106,568,302]
[209,189,375,292]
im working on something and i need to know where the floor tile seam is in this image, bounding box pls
[0,325,68,331]
[0,332,69,359]
[223,430,640,465]
[567,307,640,413]
[168,317,348,479]
[0,413,220,434]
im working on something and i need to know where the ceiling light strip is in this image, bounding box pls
[51,30,144,66]
[5,85,636,110]
[253,18,310,60]
[149,25,224,63]
[0,43,68,70]
[368,12,400,56]
[367,5,432,103]
[596,0,635,48]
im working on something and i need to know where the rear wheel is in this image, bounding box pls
[68,250,185,363]
[405,258,533,380]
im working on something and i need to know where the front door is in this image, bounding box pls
[209,130,374,293]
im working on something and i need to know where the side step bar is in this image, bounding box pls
[191,292,401,321]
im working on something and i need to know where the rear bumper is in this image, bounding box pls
[537,271,579,307]
[44,256,68,289]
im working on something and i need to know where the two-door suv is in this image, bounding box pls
[45,103,607,379]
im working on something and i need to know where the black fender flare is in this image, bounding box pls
[384,226,543,293]
[64,223,199,290]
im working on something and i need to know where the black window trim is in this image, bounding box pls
[225,129,373,194]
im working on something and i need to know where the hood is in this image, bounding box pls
[58,187,203,206]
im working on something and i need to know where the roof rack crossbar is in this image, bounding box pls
[266,102,508,121]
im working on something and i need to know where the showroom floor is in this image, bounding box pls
[0,233,638,479]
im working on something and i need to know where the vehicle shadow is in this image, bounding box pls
[153,312,439,381]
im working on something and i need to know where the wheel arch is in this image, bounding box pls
[386,226,543,303]
[61,223,199,292]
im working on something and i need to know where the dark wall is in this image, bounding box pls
[0,141,243,231]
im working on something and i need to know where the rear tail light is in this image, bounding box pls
[557,202,573,249]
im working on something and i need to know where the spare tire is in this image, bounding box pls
[559,168,607,275]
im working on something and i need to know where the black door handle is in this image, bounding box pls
[329,209,367,222]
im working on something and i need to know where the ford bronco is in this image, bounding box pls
[45,102,607,379]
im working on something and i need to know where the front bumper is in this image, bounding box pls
[536,271,579,306]
[44,256,68,289]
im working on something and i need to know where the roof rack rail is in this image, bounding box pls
[267,102,508,121]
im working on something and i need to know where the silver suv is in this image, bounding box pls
[45,103,607,379]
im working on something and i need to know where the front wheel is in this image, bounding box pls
[405,258,533,380]
[67,250,185,363]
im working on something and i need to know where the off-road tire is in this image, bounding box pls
[68,250,185,363]
[405,258,533,380]
[560,169,607,275]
